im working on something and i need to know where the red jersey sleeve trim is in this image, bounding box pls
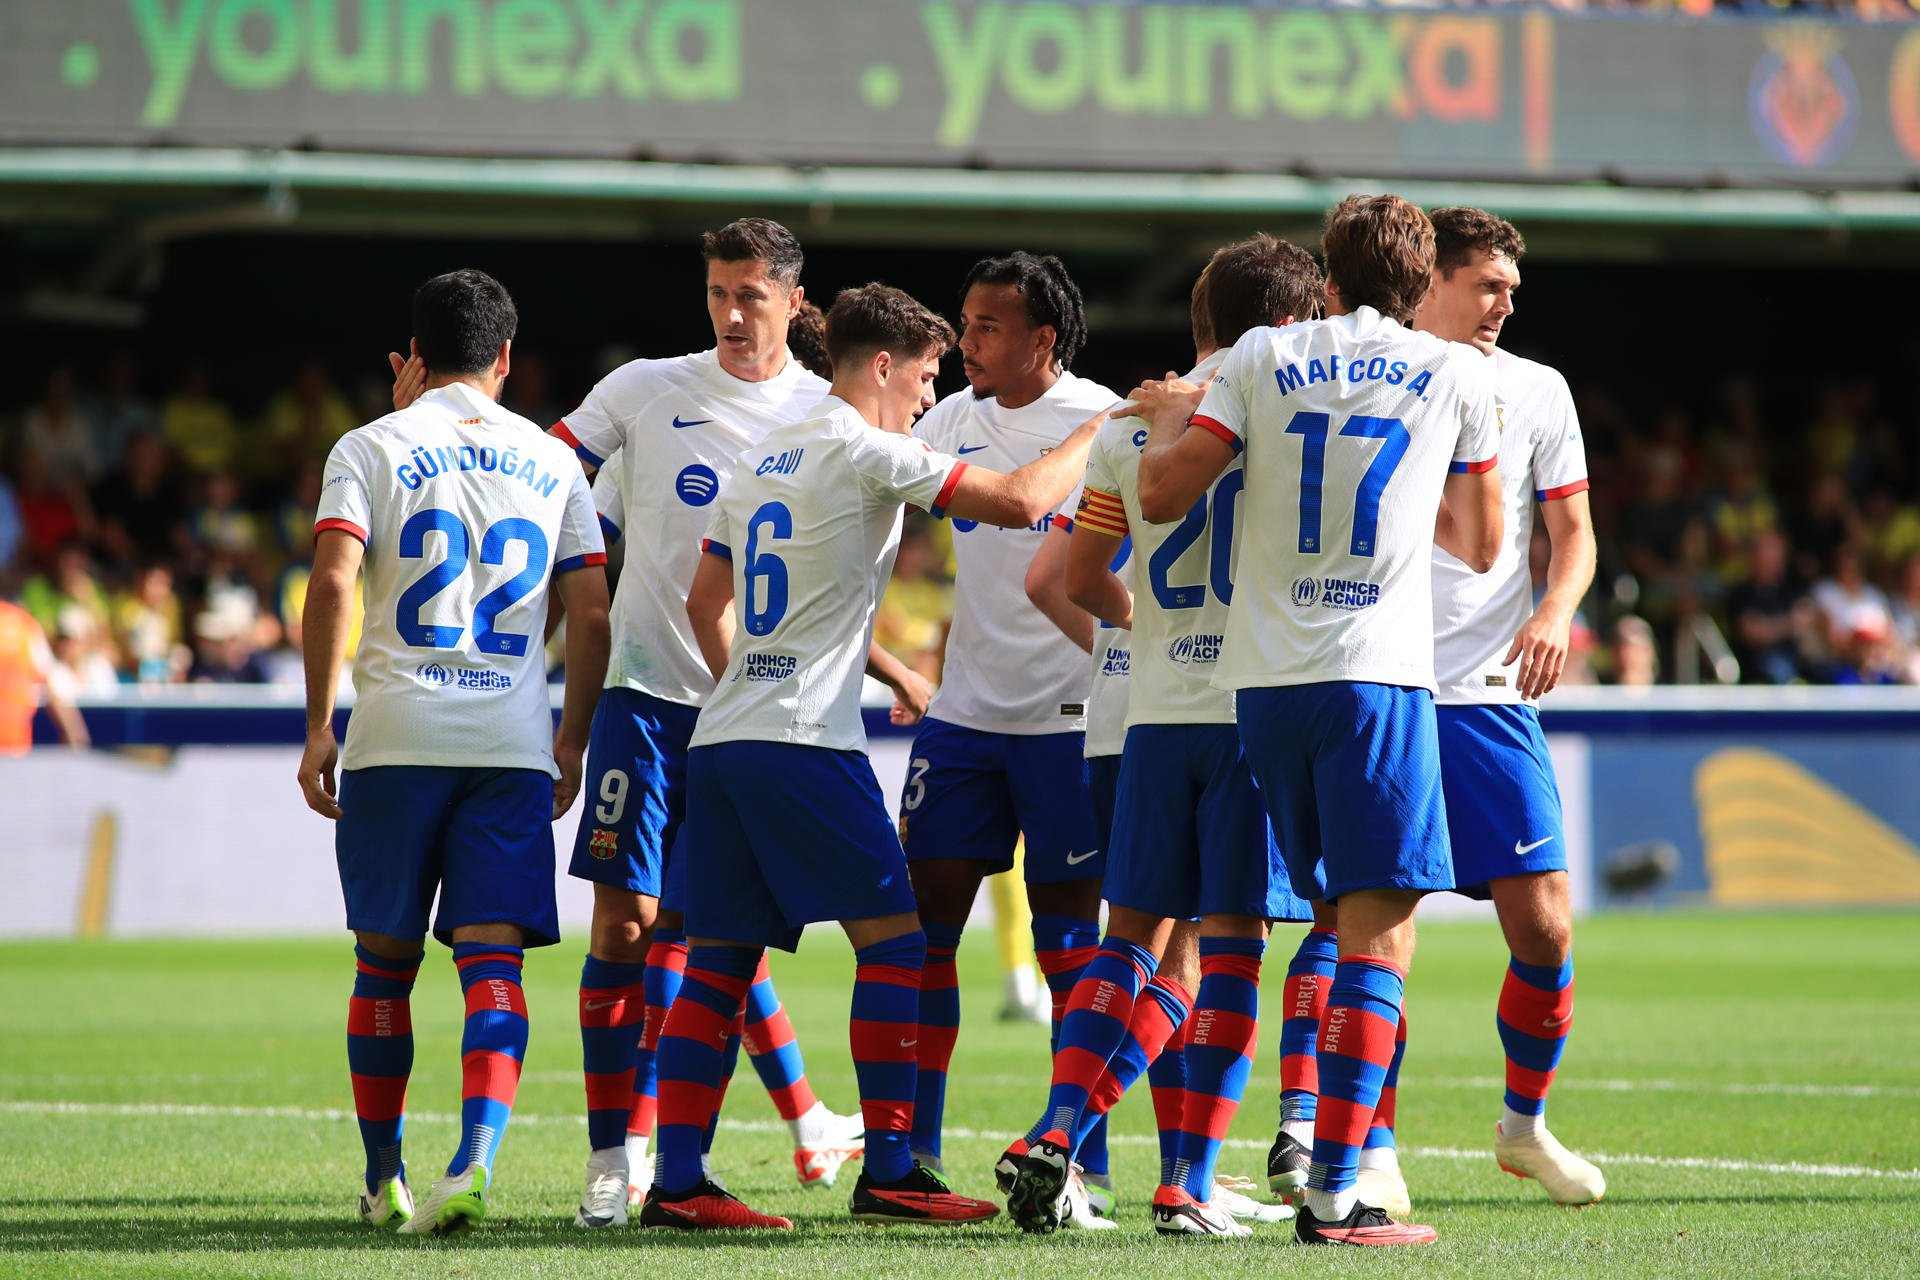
[314,518,368,545]
[554,551,609,576]
[1450,456,1498,474]
[550,420,605,468]
[1536,478,1591,503]
[1191,414,1243,454]
[929,461,969,519]
[701,538,733,561]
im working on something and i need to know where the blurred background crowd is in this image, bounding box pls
[1347,0,1919,16]
[5,352,1920,697]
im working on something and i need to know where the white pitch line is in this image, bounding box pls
[3,1099,1916,1183]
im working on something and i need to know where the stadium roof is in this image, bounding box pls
[9,148,1920,265]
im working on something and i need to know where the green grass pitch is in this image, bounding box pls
[1,911,1916,1279]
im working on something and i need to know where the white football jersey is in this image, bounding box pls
[690,399,964,752]
[316,382,604,774]
[592,451,625,543]
[1193,307,1500,693]
[1078,350,1237,727]
[1080,530,1135,758]
[914,372,1121,735]
[1432,348,1589,705]
[554,349,829,707]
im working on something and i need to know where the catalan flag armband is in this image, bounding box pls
[1076,488,1128,539]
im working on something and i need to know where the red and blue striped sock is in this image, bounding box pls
[1148,1026,1189,1186]
[1027,937,1156,1146]
[1033,915,1102,1168]
[1497,956,1574,1134]
[702,1009,744,1157]
[1074,974,1192,1154]
[1306,956,1405,1217]
[1174,936,1265,1198]
[654,944,758,1192]
[450,943,528,1178]
[742,954,820,1124]
[909,921,963,1162]
[1280,928,1338,1131]
[1363,1008,1408,1157]
[851,931,927,1183]
[626,929,688,1144]
[347,944,421,1194]
[579,955,647,1154]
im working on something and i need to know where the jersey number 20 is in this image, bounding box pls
[395,508,550,655]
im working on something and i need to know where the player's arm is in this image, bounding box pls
[1134,377,1229,524]
[940,410,1109,529]
[867,642,933,726]
[1064,523,1131,631]
[298,529,363,820]
[1505,489,1596,700]
[1438,467,1504,573]
[1023,523,1095,654]
[687,546,736,685]
[551,562,611,818]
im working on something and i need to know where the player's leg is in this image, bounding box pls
[1436,703,1601,1204]
[403,767,560,1236]
[1490,869,1602,1202]
[720,741,995,1225]
[1294,684,1449,1245]
[1008,731,1108,1192]
[565,690,694,1222]
[899,718,1018,1168]
[1271,904,1338,1199]
[1070,751,1125,1199]
[738,954,867,1187]
[1075,922,1198,1157]
[638,745,793,1231]
[626,904,687,1197]
[333,765,449,1230]
[1005,730,1181,1230]
[1354,1008,1412,1218]
[990,859,1047,1022]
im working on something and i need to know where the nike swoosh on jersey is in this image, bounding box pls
[1063,848,1100,865]
[1514,836,1555,855]
[957,443,989,455]
[672,416,714,429]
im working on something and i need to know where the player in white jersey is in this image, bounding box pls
[1006,239,1320,1236]
[299,270,612,1236]
[637,283,1108,1231]
[541,221,866,1222]
[1137,196,1505,1247]
[897,252,1123,1175]
[1362,207,1600,1210]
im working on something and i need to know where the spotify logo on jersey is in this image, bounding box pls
[676,464,720,506]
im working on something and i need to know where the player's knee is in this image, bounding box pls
[1511,914,1572,968]
[588,899,655,962]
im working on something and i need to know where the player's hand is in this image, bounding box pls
[1116,376,1205,431]
[297,727,342,820]
[388,351,426,411]
[552,734,586,819]
[889,669,935,726]
[1505,605,1573,700]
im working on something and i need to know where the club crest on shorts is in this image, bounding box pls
[588,829,619,860]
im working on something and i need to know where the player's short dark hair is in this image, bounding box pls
[701,217,804,286]
[960,251,1087,369]
[788,300,833,379]
[411,269,517,377]
[1202,234,1324,349]
[1321,195,1435,325]
[825,283,956,367]
[1430,206,1526,276]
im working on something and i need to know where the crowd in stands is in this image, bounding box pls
[3,357,1918,699]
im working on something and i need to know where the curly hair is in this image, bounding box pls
[960,251,1088,369]
[787,300,832,379]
